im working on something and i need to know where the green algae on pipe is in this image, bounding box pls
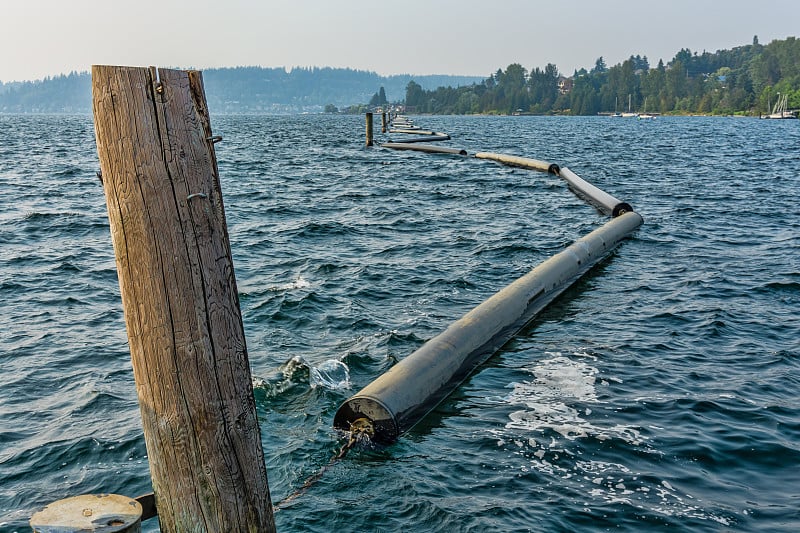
[333,210,644,443]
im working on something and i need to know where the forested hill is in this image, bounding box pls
[4,36,797,115]
[0,67,481,113]
[406,36,800,116]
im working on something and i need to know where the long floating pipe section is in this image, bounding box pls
[557,166,633,217]
[388,134,451,143]
[475,152,555,173]
[334,210,643,443]
[381,142,467,156]
[475,152,633,217]
[390,128,438,135]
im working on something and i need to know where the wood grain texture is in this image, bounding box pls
[92,65,274,532]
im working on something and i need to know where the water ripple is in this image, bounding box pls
[2,114,799,532]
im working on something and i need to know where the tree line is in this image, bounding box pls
[404,36,800,116]
[3,36,796,115]
[0,71,90,113]
[0,67,480,114]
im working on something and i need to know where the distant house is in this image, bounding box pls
[557,76,573,95]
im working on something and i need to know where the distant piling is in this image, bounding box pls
[91,65,275,532]
[381,112,387,133]
[366,112,374,146]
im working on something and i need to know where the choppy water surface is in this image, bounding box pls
[1,113,798,532]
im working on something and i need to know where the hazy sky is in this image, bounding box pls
[2,0,799,82]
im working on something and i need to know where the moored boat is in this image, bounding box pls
[762,94,797,119]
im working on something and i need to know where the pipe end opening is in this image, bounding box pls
[612,202,634,217]
[334,396,399,444]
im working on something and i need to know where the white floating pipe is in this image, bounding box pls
[389,129,438,135]
[474,152,555,173]
[387,134,451,144]
[474,153,633,217]
[381,143,467,156]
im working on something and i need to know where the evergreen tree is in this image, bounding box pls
[405,81,424,109]
[593,57,608,74]
[369,86,388,106]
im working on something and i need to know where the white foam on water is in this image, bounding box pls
[503,352,643,444]
[270,276,311,292]
[493,351,734,525]
[309,359,350,390]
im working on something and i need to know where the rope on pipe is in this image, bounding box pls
[273,419,373,510]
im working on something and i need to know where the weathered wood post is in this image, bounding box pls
[92,65,275,532]
[381,111,387,133]
[365,112,374,146]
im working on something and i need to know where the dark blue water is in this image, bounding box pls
[1,113,799,532]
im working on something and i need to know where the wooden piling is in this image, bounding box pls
[366,112,374,146]
[381,112,387,133]
[92,65,275,532]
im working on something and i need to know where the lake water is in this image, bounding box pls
[1,113,799,532]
